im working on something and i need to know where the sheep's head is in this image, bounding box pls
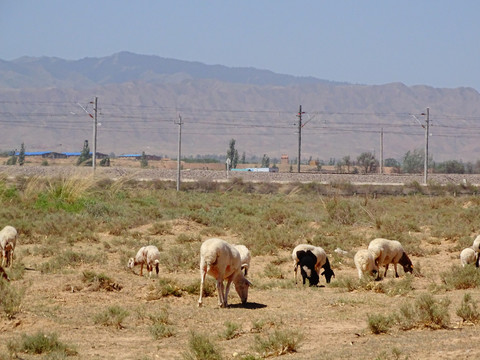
[127,258,135,269]
[234,275,251,305]
[402,263,414,274]
[321,268,335,283]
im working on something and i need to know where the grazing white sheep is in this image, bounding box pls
[368,238,413,279]
[354,249,379,279]
[0,225,17,268]
[460,247,478,267]
[198,238,251,308]
[292,244,335,284]
[128,245,161,277]
[233,244,251,276]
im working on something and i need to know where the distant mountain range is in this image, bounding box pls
[1,52,480,163]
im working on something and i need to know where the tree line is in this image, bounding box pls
[3,139,480,175]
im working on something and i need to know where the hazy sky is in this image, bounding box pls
[1,1,480,91]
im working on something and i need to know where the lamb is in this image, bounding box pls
[354,249,379,279]
[233,244,251,276]
[128,245,161,277]
[296,250,319,286]
[292,244,335,284]
[0,225,17,268]
[460,247,478,267]
[367,238,413,280]
[198,238,251,308]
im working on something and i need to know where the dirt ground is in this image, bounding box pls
[1,216,480,360]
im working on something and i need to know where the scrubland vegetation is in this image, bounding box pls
[1,173,480,359]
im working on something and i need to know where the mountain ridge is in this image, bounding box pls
[1,52,480,163]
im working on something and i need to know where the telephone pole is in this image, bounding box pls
[176,115,183,191]
[297,105,304,173]
[92,96,98,172]
[380,128,384,174]
[423,107,430,184]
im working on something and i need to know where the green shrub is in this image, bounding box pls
[414,293,450,329]
[0,278,25,319]
[182,331,223,360]
[325,198,356,225]
[439,264,480,290]
[456,293,480,323]
[253,329,303,357]
[7,331,77,356]
[221,321,240,340]
[369,293,451,333]
[148,278,183,299]
[93,305,129,329]
[367,313,394,334]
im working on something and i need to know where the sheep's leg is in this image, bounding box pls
[293,262,298,284]
[139,263,144,277]
[217,280,225,307]
[394,263,399,278]
[198,268,207,307]
[155,263,159,276]
[223,279,233,307]
[384,264,389,277]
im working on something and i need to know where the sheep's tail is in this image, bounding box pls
[154,259,160,265]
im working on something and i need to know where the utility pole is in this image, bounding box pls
[380,128,384,174]
[423,107,430,184]
[297,105,304,173]
[92,96,98,172]
[176,114,183,191]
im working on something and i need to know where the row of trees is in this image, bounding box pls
[4,139,480,175]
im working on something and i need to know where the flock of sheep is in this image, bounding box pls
[2,223,480,308]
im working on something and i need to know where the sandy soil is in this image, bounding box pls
[1,216,480,360]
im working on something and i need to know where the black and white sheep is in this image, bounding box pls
[0,225,17,268]
[460,247,478,267]
[296,250,319,286]
[128,245,161,277]
[354,249,379,279]
[367,238,413,279]
[292,244,335,284]
[233,244,251,276]
[198,238,251,308]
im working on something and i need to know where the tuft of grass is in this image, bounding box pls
[253,329,303,357]
[182,331,223,360]
[368,293,451,333]
[221,321,240,340]
[0,278,25,319]
[439,264,480,290]
[7,331,77,357]
[149,309,175,339]
[263,263,284,279]
[413,293,451,329]
[93,305,129,329]
[160,244,200,271]
[456,293,480,324]
[148,278,183,299]
[149,221,171,235]
[367,313,394,334]
[82,270,122,291]
[39,250,105,274]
